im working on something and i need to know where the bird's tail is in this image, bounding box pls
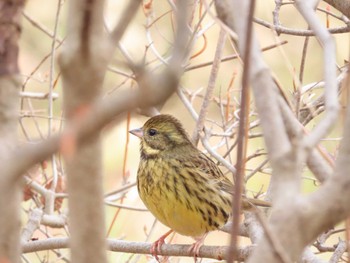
[242,197,271,210]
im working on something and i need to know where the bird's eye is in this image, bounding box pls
[148,129,157,136]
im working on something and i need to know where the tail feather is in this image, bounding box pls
[242,197,271,210]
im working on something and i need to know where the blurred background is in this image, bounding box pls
[20,0,349,262]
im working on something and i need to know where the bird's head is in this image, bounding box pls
[130,114,192,157]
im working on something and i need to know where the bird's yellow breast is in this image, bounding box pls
[140,187,209,237]
[137,157,230,237]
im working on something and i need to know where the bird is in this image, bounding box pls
[130,114,270,261]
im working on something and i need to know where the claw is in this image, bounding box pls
[150,230,173,262]
[188,234,208,262]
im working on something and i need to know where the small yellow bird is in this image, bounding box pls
[130,114,269,260]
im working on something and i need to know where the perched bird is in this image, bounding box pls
[130,114,269,260]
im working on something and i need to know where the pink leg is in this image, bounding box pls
[188,233,208,262]
[150,229,174,262]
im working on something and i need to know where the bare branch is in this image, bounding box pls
[109,0,142,46]
[254,17,350,36]
[295,0,339,150]
[0,0,25,262]
[19,91,59,100]
[192,29,226,145]
[328,240,347,263]
[228,1,255,261]
[22,238,255,261]
[11,0,350,262]
[21,209,43,242]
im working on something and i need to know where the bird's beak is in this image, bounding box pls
[129,128,144,138]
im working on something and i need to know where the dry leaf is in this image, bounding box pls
[23,162,46,201]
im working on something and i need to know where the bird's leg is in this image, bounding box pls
[189,233,208,262]
[151,229,174,261]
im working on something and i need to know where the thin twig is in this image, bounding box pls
[46,0,62,215]
[19,91,59,100]
[22,10,63,43]
[185,40,287,71]
[104,182,137,198]
[296,26,310,119]
[228,1,255,262]
[192,28,226,145]
[254,17,350,36]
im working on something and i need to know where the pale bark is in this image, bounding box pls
[0,0,24,262]
[59,1,111,262]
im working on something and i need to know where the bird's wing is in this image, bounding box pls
[194,152,234,195]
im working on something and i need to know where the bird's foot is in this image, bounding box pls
[188,234,208,262]
[150,230,173,262]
